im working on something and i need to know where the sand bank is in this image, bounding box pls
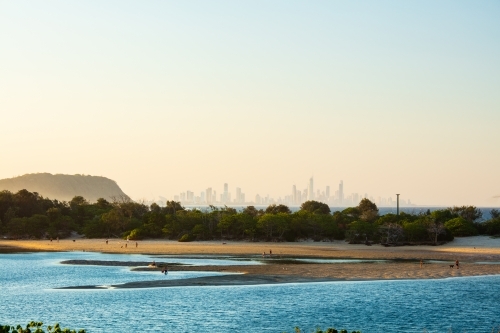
[4,237,500,288]
[2,236,500,260]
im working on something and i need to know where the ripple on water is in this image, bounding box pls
[1,252,500,333]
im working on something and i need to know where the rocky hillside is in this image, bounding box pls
[0,173,129,202]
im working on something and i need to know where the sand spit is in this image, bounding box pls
[57,260,500,288]
[2,236,500,260]
[4,236,500,288]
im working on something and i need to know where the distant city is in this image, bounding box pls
[167,178,416,207]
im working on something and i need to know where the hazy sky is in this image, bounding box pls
[1,1,499,206]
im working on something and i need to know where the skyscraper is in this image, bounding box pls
[308,177,314,200]
[339,180,344,206]
[223,183,228,203]
[206,187,212,204]
[292,185,297,204]
[326,186,330,200]
[236,187,242,204]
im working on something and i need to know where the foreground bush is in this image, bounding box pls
[289,327,361,333]
[0,322,85,333]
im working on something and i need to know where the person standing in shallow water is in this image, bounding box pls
[455,259,460,269]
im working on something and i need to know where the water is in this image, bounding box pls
[1,252,500,333]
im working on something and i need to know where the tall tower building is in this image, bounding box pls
[223,183,228,203]
[339,180,344,206]
[326,186,330,200]
[308,177,314,200]
[292,185,297,204]
[206,187,212,204]
[236,187,242,204]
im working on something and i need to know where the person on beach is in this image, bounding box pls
[455,259,460,269]
[161,265,168,275]
[269,249,272,257]
[106,239,108,245]
[135,242,138,248]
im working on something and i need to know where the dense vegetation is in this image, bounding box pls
[0,322,85,333]
[0,323,362,333]
[1,189,498,244]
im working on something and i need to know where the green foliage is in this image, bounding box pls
[345,221,378,243]
[357,198,379,222]
[265,204,292,214]
[444,217,478,236]
[402,220,428,242]
[0,322,85,333]
[448,206,483,223]
[300,201,331,214]
[482,217,500,236]
[0,189,478,244]
[178,233,193,242]
[289,327,360,333]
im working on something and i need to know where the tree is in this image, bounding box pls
[242,206,263,217]
[257,213,290,240]
[379,223,404,244]
[265,204,291,214]
[357,198,379,222]
[490,209,500,219]
[444,217,478,236]
[402,220,428,242]
[101,208,126,237]
[300,201,330,214]
[345,221,377,243]
[426,219,446,244]
[448,206,483,223]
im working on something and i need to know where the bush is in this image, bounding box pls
[178,233,193,242]
[484,218,500,236]
[0,322,85,333]
[127,228,145,240]
[444,217,478,237]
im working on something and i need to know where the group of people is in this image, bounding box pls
[419,259,460,269]
[105,238,138,248]
[262,249,272,257]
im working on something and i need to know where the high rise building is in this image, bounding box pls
[236,187,242,204]
[206,187,212,204]
[339,180,344,205]
[223,183,228,203]
[308,177,314,200]
[292,185,297,204]
[326,186,330,200]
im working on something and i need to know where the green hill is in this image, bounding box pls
[0,173,129,202]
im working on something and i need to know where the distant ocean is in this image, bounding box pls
[183,206,499,221]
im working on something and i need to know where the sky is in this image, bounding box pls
[0,0,499,207]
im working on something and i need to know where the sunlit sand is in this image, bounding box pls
[3,236,500,285]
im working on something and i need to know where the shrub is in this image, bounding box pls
[178,233,193,242]
[0,322,85,333]
[444,217,478,237]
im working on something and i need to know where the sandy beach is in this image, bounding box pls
[3,236,500,288]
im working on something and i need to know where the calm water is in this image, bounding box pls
[1,252,500,333]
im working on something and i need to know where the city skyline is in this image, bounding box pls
[1,1,499,207]
[169,177,414,208]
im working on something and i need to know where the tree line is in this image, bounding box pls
[1,189,499,244]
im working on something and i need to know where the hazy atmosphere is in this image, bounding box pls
[1,1,499,206]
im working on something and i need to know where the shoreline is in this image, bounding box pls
[3,236,500,288]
